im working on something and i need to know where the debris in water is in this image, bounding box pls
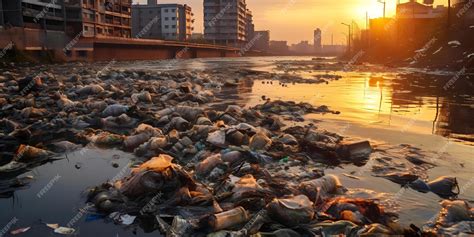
[10,227,31,235]
[53,227,75,235]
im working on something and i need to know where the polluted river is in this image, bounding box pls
[0,56,473,236]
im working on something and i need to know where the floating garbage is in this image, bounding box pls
[424,200,474,235]
[336,140,372,160]
[53,227,75,235]
[10,227,31,235]
[209,206,249,231]
[267,195,314,227]
[0,66,468,236]
[427,176,459,198]
[299,175,346,201]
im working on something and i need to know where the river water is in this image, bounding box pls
[0,56,472,236]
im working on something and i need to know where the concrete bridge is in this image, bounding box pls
[0,27,242,62]
[77,37,241,61]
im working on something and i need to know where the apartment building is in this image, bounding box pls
[0,0,66,31]
[252,30,269,52]
[64,0,132,38]
[0,0,131,38]
[396,1,447,19]
[204,0,248,46]
[132,2,194,41]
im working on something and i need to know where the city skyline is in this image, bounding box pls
[135,0,449,44]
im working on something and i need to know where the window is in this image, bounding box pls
[172,9,176,12]
[77,51,88,58]
[172,25,176,28]
[164,9,168,12]
[165,25,169,29]
[165,17,169,20]
[171,17,176,20]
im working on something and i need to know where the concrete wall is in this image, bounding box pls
[225,50,241,57]
[195,49,223,58]
[93,44,175,61]
[0,27,69,49]
[94,45,237,61]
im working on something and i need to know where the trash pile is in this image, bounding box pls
[0,65,472,236]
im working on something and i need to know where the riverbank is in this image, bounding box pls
[0,57,472,236]
[342,20,474,72]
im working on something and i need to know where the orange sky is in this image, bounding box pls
[135,0,449,44]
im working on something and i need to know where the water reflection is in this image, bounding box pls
[119,56,473,144]
[210,59,473,145]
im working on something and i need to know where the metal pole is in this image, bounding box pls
[383,1,386,18]
[447,0,451,28]
[378,0,386,18]
[341,22,351,53]
[366,11,368,30]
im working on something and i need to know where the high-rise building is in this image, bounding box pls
[245,9,254,41]
[132,3,194,41]
[204,0,248,46]
[314,28,322,52]
[64,0,132,38]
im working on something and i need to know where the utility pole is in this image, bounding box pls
[366,11,369,30]
[341,22,351,53]
[378,0,386,18]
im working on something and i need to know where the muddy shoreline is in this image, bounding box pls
[0,58,473,236]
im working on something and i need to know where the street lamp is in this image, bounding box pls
[341,22,351,53]
[378,0,386,18]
